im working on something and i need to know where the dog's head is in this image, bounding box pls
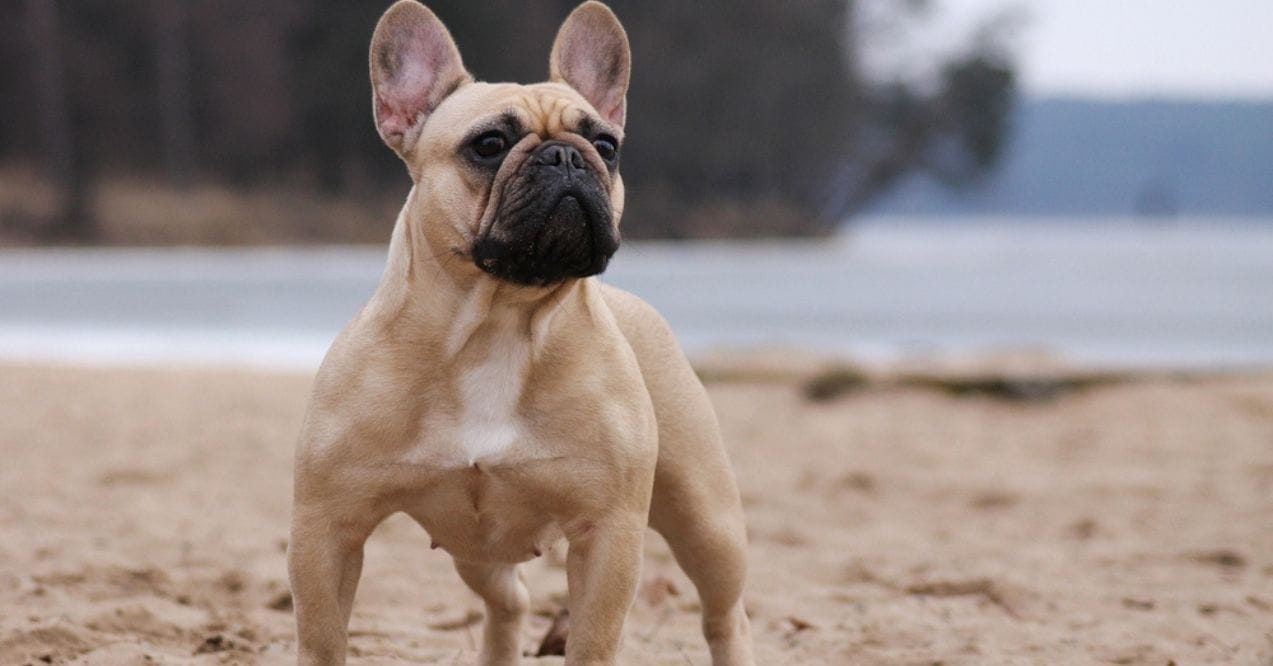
[370,1,629,287]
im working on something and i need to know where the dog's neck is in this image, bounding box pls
[368,188,582,361]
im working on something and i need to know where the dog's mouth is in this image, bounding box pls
[535,195,595,274]
[472,188,619,287]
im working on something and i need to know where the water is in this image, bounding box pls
[2,218,1271,370]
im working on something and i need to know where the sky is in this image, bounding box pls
[862,0,1273,100]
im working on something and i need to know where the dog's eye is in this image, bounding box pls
[471,131,509,160]
[593,135,619,163]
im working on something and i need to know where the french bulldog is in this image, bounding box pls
[288,2,754,664]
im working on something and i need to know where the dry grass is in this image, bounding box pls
[0,165,407,246]
[0,163,61,239]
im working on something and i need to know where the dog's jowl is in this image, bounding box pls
[287,2,754,664]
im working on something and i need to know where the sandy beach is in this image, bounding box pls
[1,359,1271,665]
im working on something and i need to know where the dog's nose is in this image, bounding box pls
[533,141,587,175]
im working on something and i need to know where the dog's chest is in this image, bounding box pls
[392,331,560,560]
[453,332,529,464]
[401,321,531,468]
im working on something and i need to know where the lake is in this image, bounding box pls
[2,218,1271,370]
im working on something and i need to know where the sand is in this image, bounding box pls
[1,360,1271,665]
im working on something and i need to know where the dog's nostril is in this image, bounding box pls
[537,145,565,167]
[536,142,587,171]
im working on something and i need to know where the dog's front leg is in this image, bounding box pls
[563,516,646,665]
[288,505,370,666]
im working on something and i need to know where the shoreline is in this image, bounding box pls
[5,349,1271,393]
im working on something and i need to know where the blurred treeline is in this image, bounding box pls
[0,0,1015,244]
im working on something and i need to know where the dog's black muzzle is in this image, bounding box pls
[472,141,620,286]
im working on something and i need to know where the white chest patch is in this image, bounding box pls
[454,327,529,465]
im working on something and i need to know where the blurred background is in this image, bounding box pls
[1,0,1271,368]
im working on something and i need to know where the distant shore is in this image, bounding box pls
[2,359,1270,664]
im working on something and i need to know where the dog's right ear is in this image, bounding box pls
[369,1,470,158]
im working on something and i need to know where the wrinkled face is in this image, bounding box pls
[413,82,624,287]
[370,1,631,287]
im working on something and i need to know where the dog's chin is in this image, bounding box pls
[472,194,619,287]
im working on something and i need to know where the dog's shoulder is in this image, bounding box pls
[598,283,670,341]
[597,283,693,374]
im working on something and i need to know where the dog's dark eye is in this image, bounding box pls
[471,131,509,160]
[593,135,619,163]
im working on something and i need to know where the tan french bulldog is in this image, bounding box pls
[287,2,754,664]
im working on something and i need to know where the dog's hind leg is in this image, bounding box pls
[639,349,754,665]
[453,560,530,666]
[649,456,755,666]
[601,286,755,665]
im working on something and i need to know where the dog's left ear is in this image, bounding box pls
[549,2,631,128]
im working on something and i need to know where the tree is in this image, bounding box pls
[152,0,195,187]
[24,0,94,241]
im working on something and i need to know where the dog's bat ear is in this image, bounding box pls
[369,0,470,157]
[549,2,631,128]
